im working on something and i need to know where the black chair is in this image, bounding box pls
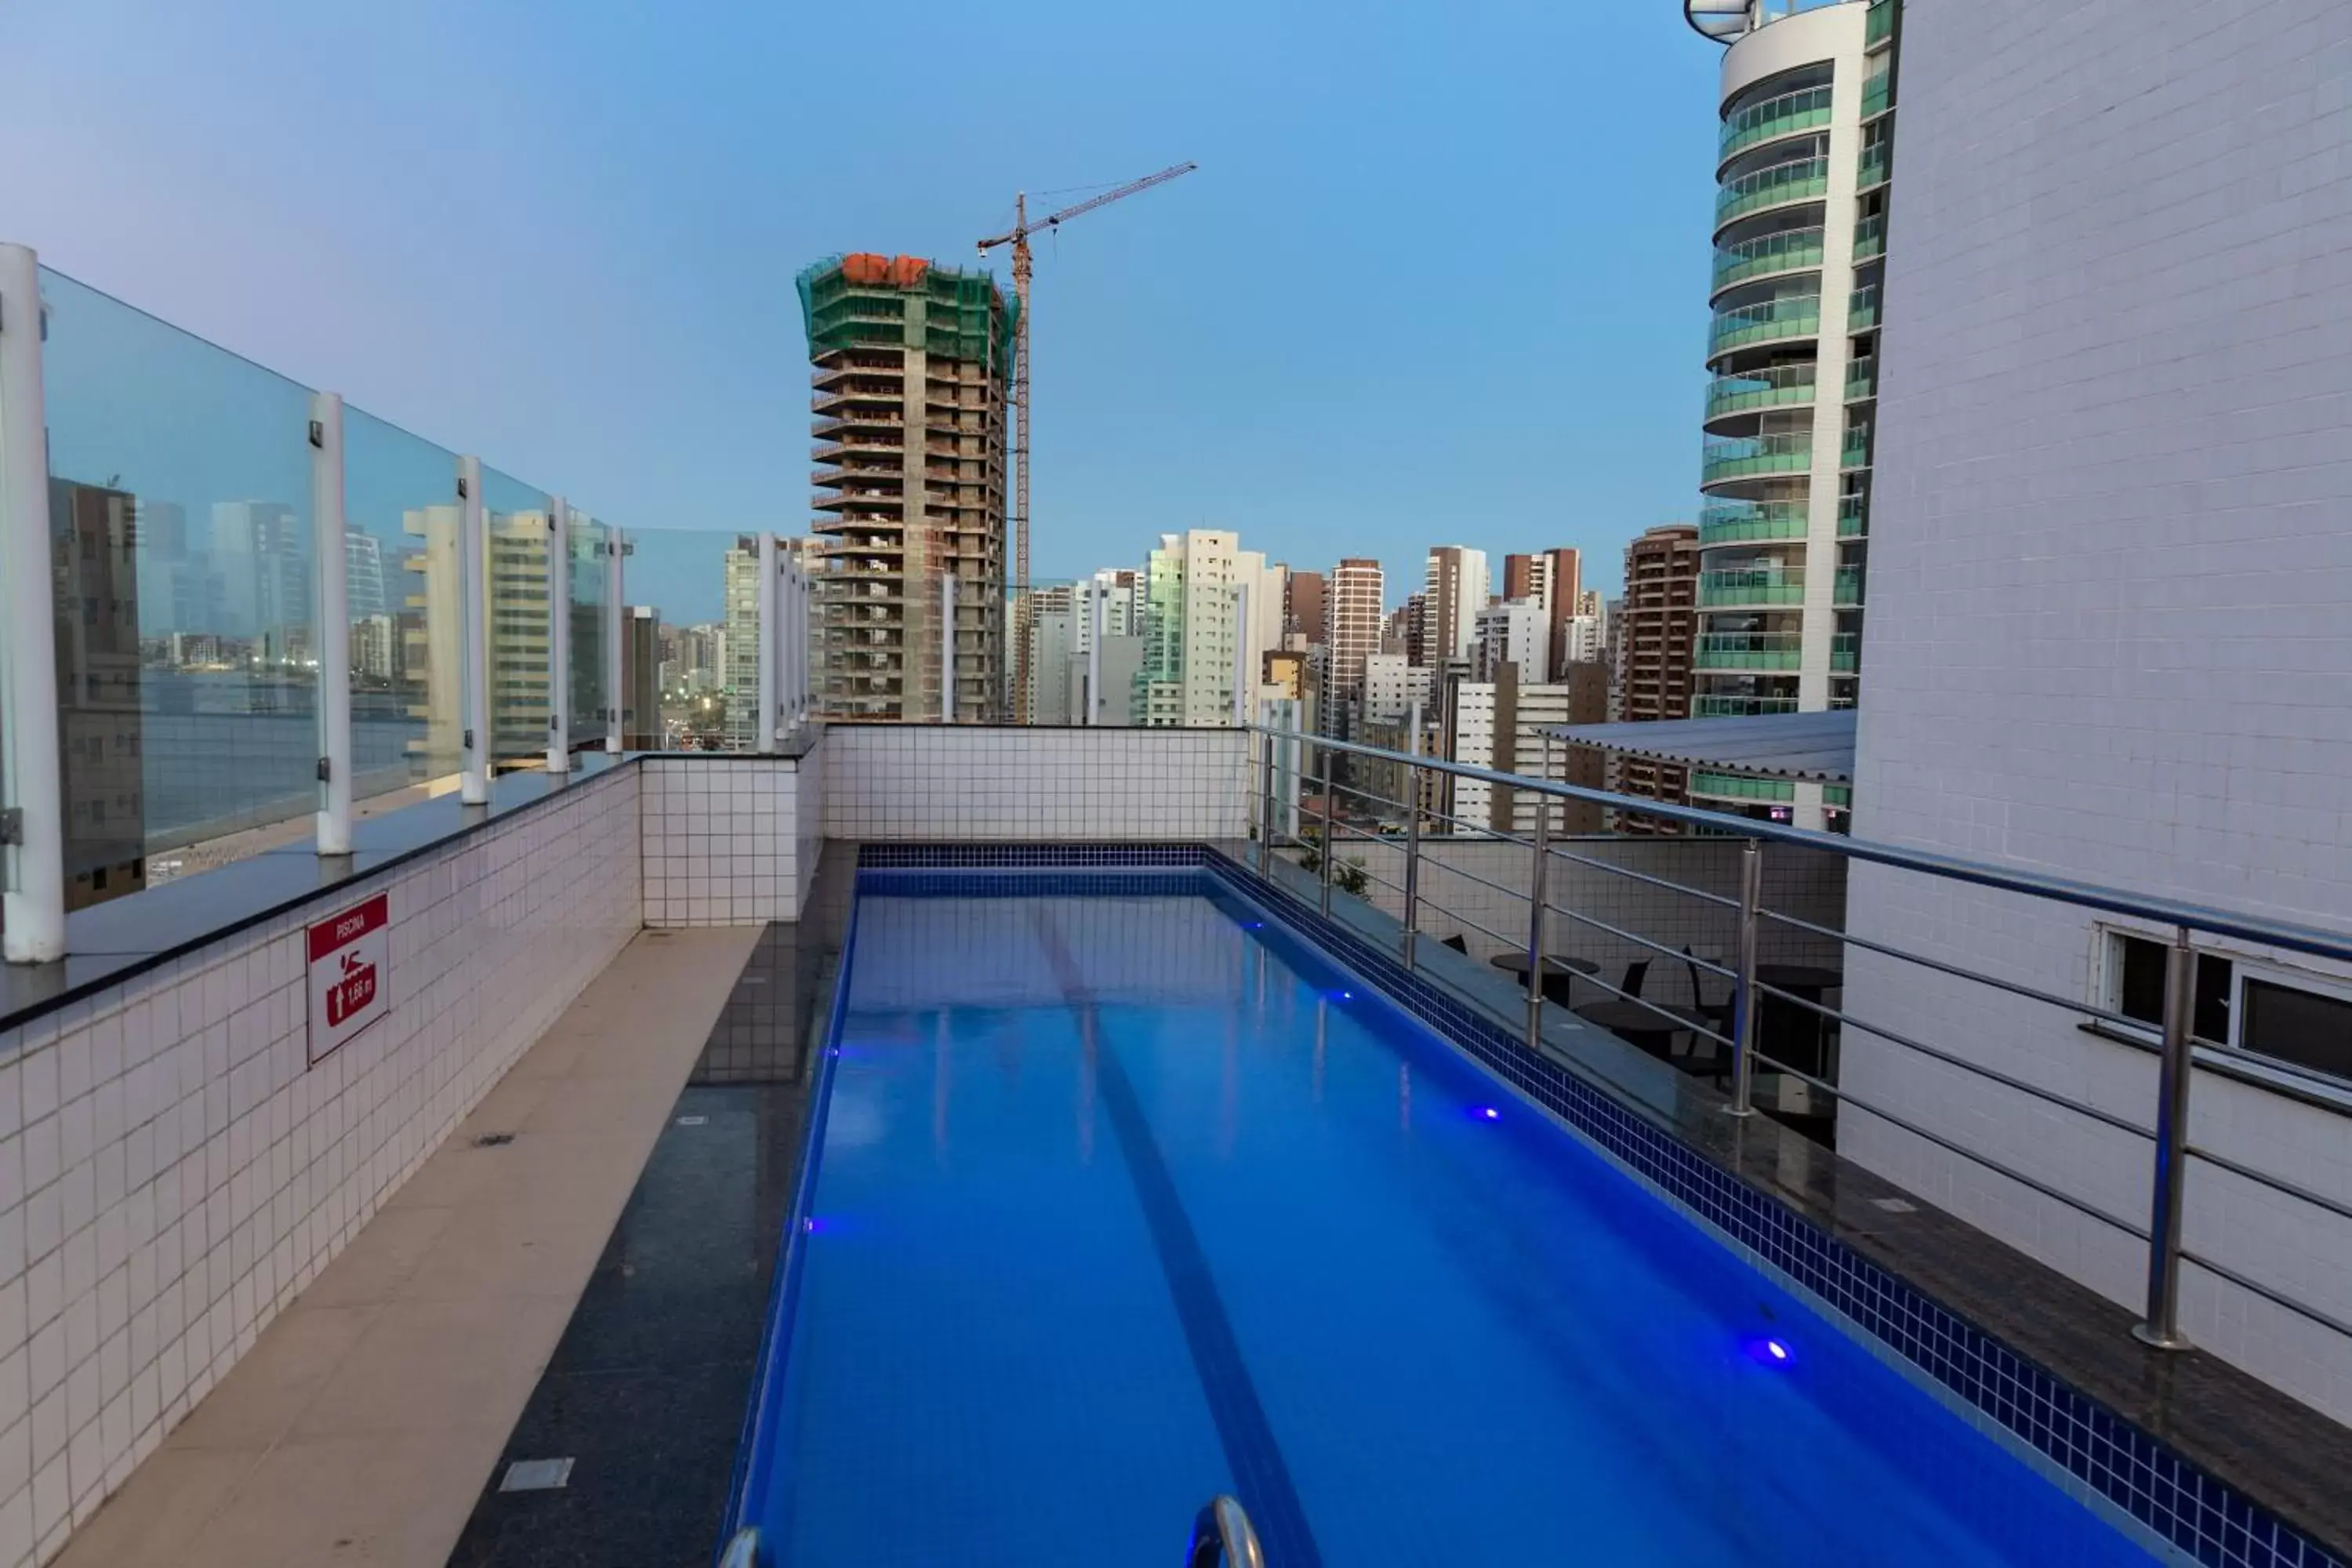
[1680,946,1736,1081]
[1617,958,1650,1001]
[1441,933,1469,954]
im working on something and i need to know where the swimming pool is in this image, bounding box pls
[732,873,2172,1566]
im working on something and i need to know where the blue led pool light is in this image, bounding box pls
[1473,1106,1501,1122]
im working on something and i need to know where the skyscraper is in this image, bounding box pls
[346,532,390,621]
[1501,546,1584,678]
[799,253,1012,722]
[1134,530,1283,726]
[1324,557,1385,738]
[1614,524,1700,829]
[1688,0,1891,722]
[723,539,761,748]
[1285,569,1328,646]
[1421,546,1490,665]
[211,500,310,653]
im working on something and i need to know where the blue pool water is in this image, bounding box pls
[739,879,2166,1567]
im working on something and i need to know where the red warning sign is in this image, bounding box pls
[307,893,389,1065]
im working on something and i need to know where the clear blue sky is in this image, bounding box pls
[5,0,1722,615]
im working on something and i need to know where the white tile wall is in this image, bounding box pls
[1847,0,2352,1421]
[822,726,1250,842]
[640,749,823,927]
[0,768,641,1566]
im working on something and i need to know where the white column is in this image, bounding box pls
[605,525,624,753]
[310,392,353,853]
[1230,582,1251,726]
[458,456,490,804]
[939,573,957,724]
[779,557,803,741]
[0,244,64,961]
[544,497,571,772]
[1087,583,1102,727]
[755,532,779,752]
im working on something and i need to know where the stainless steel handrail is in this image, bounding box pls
[1250,724,2352,967]
[1186,1495,1266,1568]
[1243,719,2352,1354]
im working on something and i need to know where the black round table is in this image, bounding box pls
[1489,953,1599,1005]
[1755,965,1842,1080]
[1757,964,1842,993]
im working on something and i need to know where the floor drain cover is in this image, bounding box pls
[1870,1197,1918,1214]
[675,1115,709,1127]
[499,1457,574,1492]
[473,1132,515,1148]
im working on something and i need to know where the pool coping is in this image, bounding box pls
[850,841,2352,1568]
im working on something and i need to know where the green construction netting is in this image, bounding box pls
[796,256,1018,376]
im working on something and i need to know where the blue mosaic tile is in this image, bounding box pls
[857,867,1205,898]
[1193,844,2342,1568]
[856,842,1207,869]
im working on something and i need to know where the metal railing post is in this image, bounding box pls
[1316,751,1335,918]
[1525,795,1551,1048]
[457,456,490,805]
[310,391,353,853]
[2135,925,2197,1350]
[1728,837,1763,1116]
[545,495,572,773]
[1403,703,1424,971]
[605,524,625,754]
[1253,731,1271,875]
[0,243,66,962]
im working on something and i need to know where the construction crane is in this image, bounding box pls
[978,160,1196,722]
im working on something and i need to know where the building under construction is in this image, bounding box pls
[797,253,1014,721]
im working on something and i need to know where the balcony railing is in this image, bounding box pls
[1693,693,1802,715]
[1696,633,1805,670]
[1705,363,1819,419]
[1838,495,1869,536]
[1831,631,1862,671]
[1842,426,1873,468]
[1854,212,1886,261]
[1862,68,1893,120]
[1702,431,1815,484]
[1690,769,1797,801]
[1866,0,1894,47]
[1700,502,1809,545]
[1835,565,1867,604]
[1720,84,1834,162]
[1849,284,1882,332]
[1716,157,1831,226]
[1858,139,1893,190]
[1713,226,1828,292]
[1700,567,1808,606]
[1709,295,1822,355]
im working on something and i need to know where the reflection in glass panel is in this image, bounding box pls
[569,513,610,748]
[624,529,763,750]
[479,466,552,767]
[344,408,464,797]
[38,266,318,902]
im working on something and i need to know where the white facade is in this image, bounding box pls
[1474,600,1545,681]
[1138,531,1284,727]
[1360,652,1432,724]
[1845,0,2352,1425]
[1422,546,1490,662]
[1560,612,1605,667]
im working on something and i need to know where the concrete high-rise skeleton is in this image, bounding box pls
[799,253,1013,722]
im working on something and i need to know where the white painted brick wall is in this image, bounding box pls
[1849,0,2352,1421]
[822,727,1250,842]
[0,768,641,1566]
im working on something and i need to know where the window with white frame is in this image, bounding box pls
[2102,928,2352,1085]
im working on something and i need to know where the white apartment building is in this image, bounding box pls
[1136,530,1285,727]
[1444,677,1580,836]
[1422,546,1490,663]
[1842,0,2352,1425]
[1360,652,1432,724]
[1474,600,1546,682]
[1690,0,1888,724]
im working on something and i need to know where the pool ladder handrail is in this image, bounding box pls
[1185,1494,1266,1568]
